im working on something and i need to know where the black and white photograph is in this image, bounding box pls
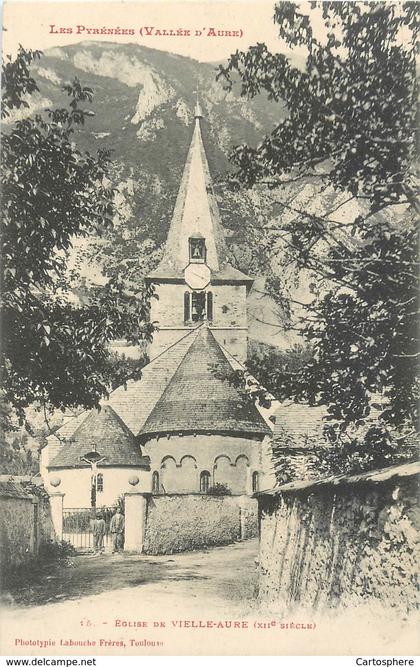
[0,0,419,658]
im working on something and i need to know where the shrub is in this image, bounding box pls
[39,539,77,561]
[207,483,232,496]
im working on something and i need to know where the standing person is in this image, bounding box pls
[93,512,106,554]
[110,507,124,553]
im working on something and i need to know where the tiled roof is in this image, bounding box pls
[53,410,90,440]
[271,398,393,451]
[153,114,228,274]
[147,110,251,284]
[256,460,420,497]
[271,403,328,450]
[0,480,32,499]
[48,328,278,459]
[140,327,271,439]
[105,327,202,435]
[147,264,252,283]
[49,405,149,469]
[48,327,203,451]
[211,266,253,282]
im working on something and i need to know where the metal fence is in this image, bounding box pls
[63,507,114,551]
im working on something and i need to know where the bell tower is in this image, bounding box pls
[146,102,253,363]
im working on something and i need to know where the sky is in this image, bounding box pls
[2,0,301,62]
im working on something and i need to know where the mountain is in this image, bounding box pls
[4,41,297,348]
[22,41,282,239]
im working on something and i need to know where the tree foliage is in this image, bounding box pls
[207,482,232,496]
[1,47,154,423]
[217,2,419,465]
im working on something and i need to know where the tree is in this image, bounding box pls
[1,47,155,424]
[217,2,419,467]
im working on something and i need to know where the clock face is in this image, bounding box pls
[184,263,211,290]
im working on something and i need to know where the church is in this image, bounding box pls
[40,103,274,508]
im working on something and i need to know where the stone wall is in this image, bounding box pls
[38,493,55,545]
[143,493,258,554]
[149,282,248,362]
[144,433,263,495]
[0,480,55,574]
[0,495,36,571]
[257,462,420,613]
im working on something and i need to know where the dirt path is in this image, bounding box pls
[1,540,263,655]
[2,539,259,611]
[2,539,417,656]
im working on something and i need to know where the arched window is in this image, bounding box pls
[189,237,206,262]
[96,473,104,493]
[252,471,259,493]
[191,292,206,321]
[184,291,212,322]
[200,470,211,493]
[207,291,213,321]
[152,471,160,494]
[184,292,190,322]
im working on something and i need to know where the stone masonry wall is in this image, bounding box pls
[145,433,262,495]
[143,493,258,554]
[0,482,55,575]
[38,494,55,544]
[0,496,36,572]
[258,464,420,613]
[149,282,248,362]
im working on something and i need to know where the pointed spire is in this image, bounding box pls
[153,101,229,275]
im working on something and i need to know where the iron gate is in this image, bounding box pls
[63,507,114,551]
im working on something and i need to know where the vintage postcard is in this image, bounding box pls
[0,0,419,658]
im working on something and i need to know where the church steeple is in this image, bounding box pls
[147,102,252,364]
[153,101,229,275]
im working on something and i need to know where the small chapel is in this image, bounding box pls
[41,103,274,507]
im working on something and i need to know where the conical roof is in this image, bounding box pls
[47,327,204,451]
[140,327,271,439]
[49,405,149,469]
[159,113,228,273]
[148,107,250,282]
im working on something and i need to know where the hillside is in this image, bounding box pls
[4,41,298,348]
[21,41,281,239]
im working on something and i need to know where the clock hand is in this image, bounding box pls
[188,269,207,278]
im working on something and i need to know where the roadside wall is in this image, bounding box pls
[38,493,55,544]
[0,495,36,572]
[257,462,420,613]
[143,494,257,554]
[0,480,55,574]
